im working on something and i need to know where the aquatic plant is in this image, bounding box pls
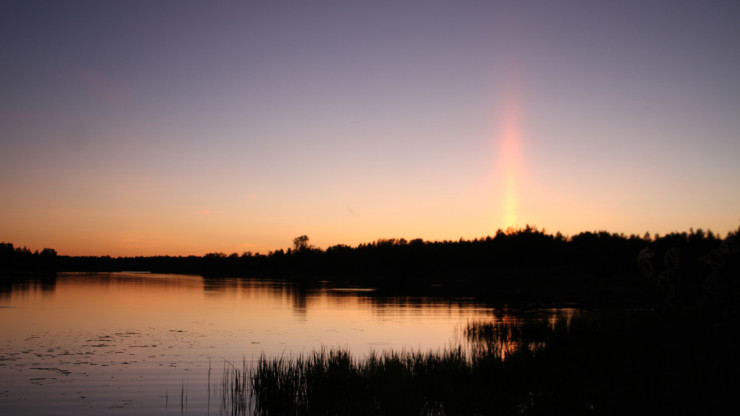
[226,310,740,415]
[220,359,253,416]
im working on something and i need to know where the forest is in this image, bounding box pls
[3,226,739,307]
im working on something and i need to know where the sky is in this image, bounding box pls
[2,0,739,256]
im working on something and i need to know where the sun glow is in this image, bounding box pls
[498,97,522,230]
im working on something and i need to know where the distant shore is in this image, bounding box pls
[3,226,738,308]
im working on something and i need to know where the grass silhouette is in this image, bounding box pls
[223,306,739,415]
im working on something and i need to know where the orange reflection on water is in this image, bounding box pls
[0,273,573,415]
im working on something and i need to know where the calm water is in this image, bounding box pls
[0,272,570,415]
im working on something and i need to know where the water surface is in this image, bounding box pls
[0,272,567,414]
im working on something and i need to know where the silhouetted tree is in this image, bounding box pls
[293,235,311,252]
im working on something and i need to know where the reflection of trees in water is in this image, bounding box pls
[201,276,243,295]
[286,284,310,319]
[0,274,57,298]
[63,272,200,290]
[195,277,585,326]
[199,277,313,318]
[465,311,574,360]
[1,272,215,299]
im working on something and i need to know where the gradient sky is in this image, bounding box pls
[2,0,739,256]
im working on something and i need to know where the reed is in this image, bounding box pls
[221,311,740,415]
[220,359,252,416]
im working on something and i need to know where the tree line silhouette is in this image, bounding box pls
[0,242,57,275]
[3,226,738,306]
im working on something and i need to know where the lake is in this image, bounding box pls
[0,272,572,415]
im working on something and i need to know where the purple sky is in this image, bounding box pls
[2,0,739,255]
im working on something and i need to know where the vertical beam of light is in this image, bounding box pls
[497,94,522,231]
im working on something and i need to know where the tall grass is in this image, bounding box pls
[219,318,578,415]
[246,347,485,415]
[222,310,740,415]
[220,359,253,416]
